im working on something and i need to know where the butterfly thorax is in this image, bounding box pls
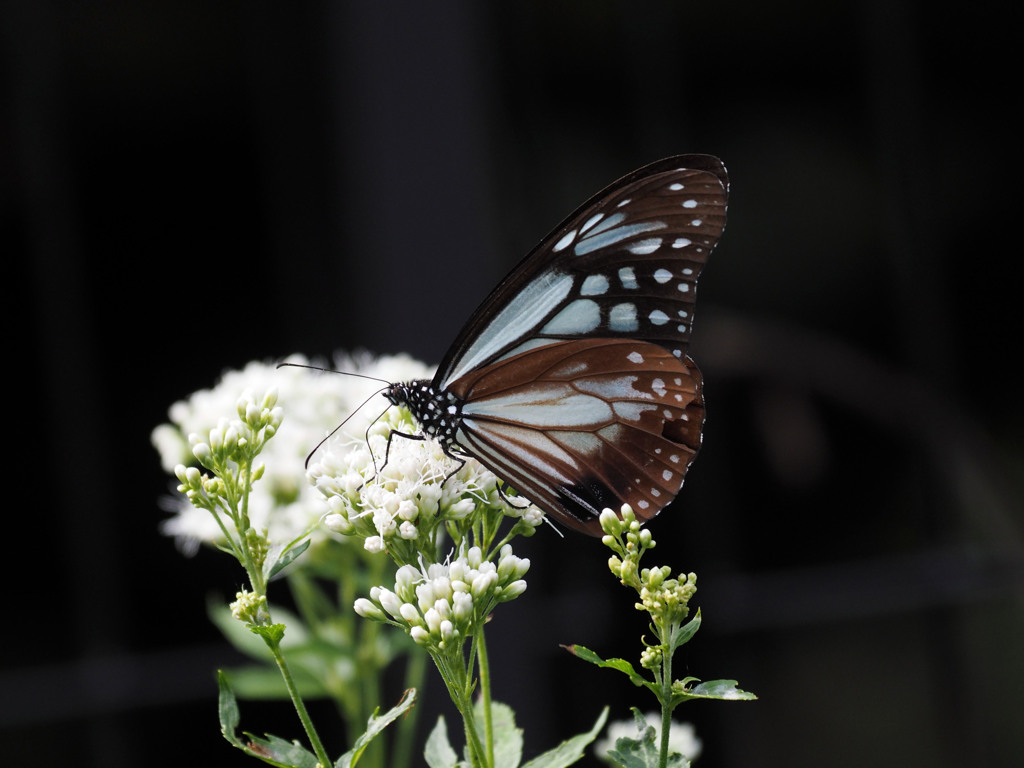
[384,380,464,449]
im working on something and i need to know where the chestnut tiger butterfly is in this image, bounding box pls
[380,155,728,536]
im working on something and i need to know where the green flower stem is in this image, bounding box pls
[658,635,673,768]
[475,627,495,767]
[263,632,332,768]
[433,649,488,767]
[238,464,264,593]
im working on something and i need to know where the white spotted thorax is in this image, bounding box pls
[370,156,727,536]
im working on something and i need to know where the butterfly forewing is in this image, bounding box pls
[436,155,728,389]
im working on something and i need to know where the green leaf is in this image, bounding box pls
[218,670,243,748]
[240,734,321,768]
[668,611,701,653]
[424,715,462,768]
[265,537,312,581]
[218,671,319,768]
[335,689,418,768]
[563,644,653,690]
[673,678,757,705]
[251,623,287,645]
[474,700,522,768]
[604,709,686,768]
[521,707,608,768]
[208,600,312,660]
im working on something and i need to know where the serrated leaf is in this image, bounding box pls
[241,733,320,768]
[219,671,319,768]
[334,689,417,768]
[424,715,461,768]
[604,710,687,768]
[218,670,243,747]
[251,623,287,645]
[521,706,608,768]
[562,645,653,690]
[473,700,522,768]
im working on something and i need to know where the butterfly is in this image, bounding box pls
[383,155,728,535]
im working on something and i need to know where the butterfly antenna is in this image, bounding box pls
[278,362,395,468]
[276,360,392,387]
[303,386,392,468]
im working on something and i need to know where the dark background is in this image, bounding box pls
[3,1,1021,767]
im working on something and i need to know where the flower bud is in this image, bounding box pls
[324,513,354,535]
[599,508,621,535]
[399,603,421,625]
[497,580,527,601]
[448,498,476,519]
[354,598,385,621]
[377,588,404,620]
[471,570,497,599]
[410,626,429,645]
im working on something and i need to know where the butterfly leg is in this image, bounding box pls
[495,480,530,510]
[380,428,425,474]
[379,429,469,490]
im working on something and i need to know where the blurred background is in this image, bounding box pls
[3,1,1020,766]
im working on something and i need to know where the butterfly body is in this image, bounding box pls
[385,155,728,535]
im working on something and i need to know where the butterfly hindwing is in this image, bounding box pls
[448,338,704,535]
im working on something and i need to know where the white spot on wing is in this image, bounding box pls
[581,274,609,296]
[614,402,659,422]
[628,238,662,255]
[627,351,644,364]
[553,230,576,252]
[442,271,574,386]
[580,213,605,233]
[649,309,669,326]
[609,303,639,332]
[672,238,692,249]
[682,199,698,209]
[575,221,667,256]
[619,267,638,289]
[654,268,672,284]
[542,299,601,335]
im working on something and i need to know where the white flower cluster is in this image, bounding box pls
[354,545,530,648]
[153,352,433,553]
[308,410,544,552]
